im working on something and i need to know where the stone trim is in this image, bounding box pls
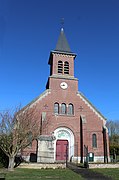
[77,92,106,122]
[89,163,119,168]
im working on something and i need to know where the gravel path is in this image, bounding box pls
[67,163,112,180]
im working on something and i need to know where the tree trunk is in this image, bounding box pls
[8,156,15,171]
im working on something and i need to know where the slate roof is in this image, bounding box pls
[55,28,71,53]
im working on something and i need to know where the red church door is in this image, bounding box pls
[56,140,68,161]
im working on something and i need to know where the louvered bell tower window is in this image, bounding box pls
[58,61,63,73]
[58,61,69,75]
[64,61,69,74]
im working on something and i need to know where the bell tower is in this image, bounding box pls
[46,28,78,92]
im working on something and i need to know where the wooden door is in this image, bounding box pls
[56,140,68,161]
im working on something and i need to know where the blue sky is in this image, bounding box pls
[0,0,119,121]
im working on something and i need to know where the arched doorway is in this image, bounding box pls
[54,127,74,161]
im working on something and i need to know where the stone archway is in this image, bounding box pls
[54,127,74,161]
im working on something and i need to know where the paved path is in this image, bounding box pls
[67,163,112,180]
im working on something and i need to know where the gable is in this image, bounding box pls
[77,91,106,122]
[22,89,51,110]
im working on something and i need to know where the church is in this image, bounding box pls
[22,28,110,163]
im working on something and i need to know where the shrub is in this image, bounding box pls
[109,144,119,155]
[0,148,9,168]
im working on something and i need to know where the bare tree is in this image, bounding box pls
[106,119,119,157]
[0,105,40,171]
[106,120,119,137]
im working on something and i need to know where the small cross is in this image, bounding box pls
[44,104,48,109]
[79,106,83,111]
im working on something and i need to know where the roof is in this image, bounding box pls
[20,89,51,111]
[48,28,76,64]
[21,89,106,123]
[55,28,71,53]
[77,91,106,121]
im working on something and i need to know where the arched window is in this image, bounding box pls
[28,131,33,147]
[92,134,97,148]
[58,61,63,74]
[64,61,69,74]
[54,103,59,114]
[68,103,74,115]
[61,103,66,114]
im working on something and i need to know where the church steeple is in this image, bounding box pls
[55,28,71,53]
[47,28,77,89]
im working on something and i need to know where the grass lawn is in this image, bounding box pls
[0,168,83,180]
[92,168,119,180]
[1,167,119,180]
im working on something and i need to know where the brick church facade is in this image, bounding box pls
[22,28,110,163]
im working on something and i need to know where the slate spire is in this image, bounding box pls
[55,28,71,53]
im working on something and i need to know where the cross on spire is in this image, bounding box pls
[55,19,71,53]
